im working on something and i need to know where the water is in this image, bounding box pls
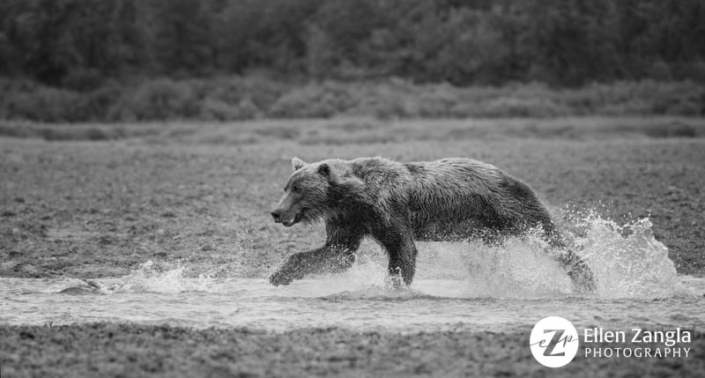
[1,213,704,333]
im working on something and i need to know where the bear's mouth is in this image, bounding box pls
[282,209,307,227]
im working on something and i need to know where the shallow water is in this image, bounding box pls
[1,276,704,333]
[1,214,704,333]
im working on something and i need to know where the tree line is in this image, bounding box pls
[1,0,704,89]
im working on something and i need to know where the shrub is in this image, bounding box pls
[5,87,83,122]
[270,82,356,118]
[200,97,260,121]
[198,76,289,114]
[0,77,703,122]
[72,83,123,121]
[109,78,200,121]
[480,97,570,118]
[62,69,105,92]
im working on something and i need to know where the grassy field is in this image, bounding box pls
[1,116,705,377]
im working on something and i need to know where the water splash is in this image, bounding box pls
[570,212,685,298]
[46,261,219,295]
[114,260,216,293]
[321,210,691,300]
[46,210,693,301]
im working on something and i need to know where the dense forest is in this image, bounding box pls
[0,0,704,122]
[2,0,705,86]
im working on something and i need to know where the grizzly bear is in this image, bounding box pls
[270,156,595,292]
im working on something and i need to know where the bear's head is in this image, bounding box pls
[270,157,363,227]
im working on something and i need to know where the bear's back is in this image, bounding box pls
[405,158,505,214]
[403,158,548,238]
[343,157,549,239]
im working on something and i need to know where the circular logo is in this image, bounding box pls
[530,316,579,368]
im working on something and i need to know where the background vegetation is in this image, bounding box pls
[0,0,704,122]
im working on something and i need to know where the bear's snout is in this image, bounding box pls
[270,208,302,227]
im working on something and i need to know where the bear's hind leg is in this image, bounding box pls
[374,227,418,287]
[388,249,417,287]
[556,249,596,294]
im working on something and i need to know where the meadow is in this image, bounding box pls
[1,116,704,376]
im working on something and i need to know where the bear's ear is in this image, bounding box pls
[291,157,306,171]
[317,163,330,177]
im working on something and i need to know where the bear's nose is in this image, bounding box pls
[271,210,281,222]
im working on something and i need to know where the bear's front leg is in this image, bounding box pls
[270,219,364,286]
[269,247,355,286]
[269,252,307,286]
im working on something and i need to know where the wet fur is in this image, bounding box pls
[270,157,594,291]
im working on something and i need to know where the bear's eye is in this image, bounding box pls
[292,185,301,194]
